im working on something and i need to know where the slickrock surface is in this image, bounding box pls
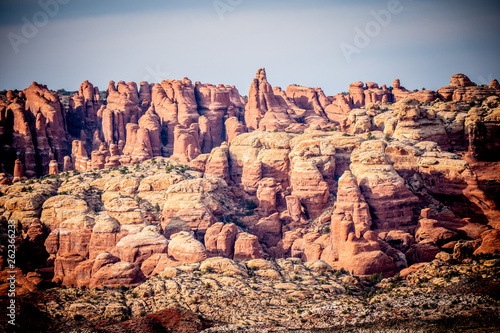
[14,254,500,332]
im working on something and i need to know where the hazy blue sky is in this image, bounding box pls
[1,0,499,96]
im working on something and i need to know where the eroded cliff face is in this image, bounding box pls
[1,132,499,292]
[1,71,499,182]
[0,71,500,302]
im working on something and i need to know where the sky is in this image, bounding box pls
[0,0,499,96]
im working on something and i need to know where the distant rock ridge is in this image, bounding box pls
[1,71,499,180]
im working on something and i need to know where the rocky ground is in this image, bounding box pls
[2,254,499,332]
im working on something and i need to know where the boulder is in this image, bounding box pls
[115,226,168,267]
[168,231,207,263]
[473,229,500,256]
[89,262,146,289]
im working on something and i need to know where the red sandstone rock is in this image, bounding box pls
[204,222,224,257]
[408,90,437,103]
[198,115,212,154]
[216,223,238,258]
[138,107,162,157]
[91,150,106,170]
[139,81,152,113]
[285,195,305,223]
[24,82,67,166]
[89,261,146,289]
[364,82,391,104]
[384,230,415,253]
[102,80,141,145]
[333,170,371,236]
[121,123,153,164]
[67,80,102,151]
[327,170,403,276]
[63,156,72,171]
[72,140,89,171]
[399,262,427,277]
[101,107,114,146]
[115,226,168,267]
[225,117,246,144]
[256,177,279,215]
[405,240,440,265]
[350,140,419,229]
[13,159,24,182]
[437,74,499,102]
[24,218,48,268]
[349,81,365,108]
[204,142,230,182]
[49,215,95,286]
[245,69,266,131]
[251,213,282,248]
[450,73,474,87]
[290,159,329,220]
[48,160,59,175]
[91,252,120,276]
[34,112,52,174]
[276,230,303,257]
[473,229,500,256]
[132,128,154,163]
[415,218,458,246]
[168,231,207,263]
[392,79,410,102]
[140,253,167,277]
[244,68,292,131]
[323,93,352,124]
[256,89,296,132]
[6,102,37,177]
[171,124,201,163]
[285,85,327,116]
[205,223,239,258]
[88,214,123,259]
[161,176,229,238]
[196,83,232,149]
[392,100,450,149]
[233,232,261,260]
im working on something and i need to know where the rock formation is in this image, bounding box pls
[350,140,419,230]
[0,71,499,309]
[437,73,500,102]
